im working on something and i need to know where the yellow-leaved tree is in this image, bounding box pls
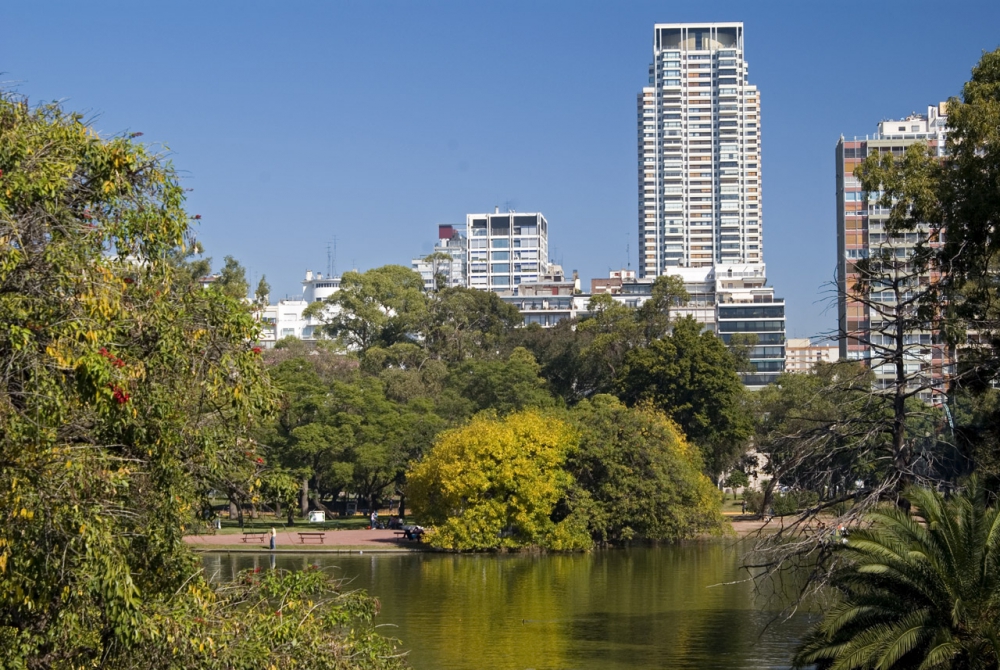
[408,410,589,551]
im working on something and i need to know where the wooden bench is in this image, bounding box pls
[242,531,267,543]
[298,532,326,544]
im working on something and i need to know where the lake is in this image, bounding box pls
[203,542,815,669]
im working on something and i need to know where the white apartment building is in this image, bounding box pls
[466,209,549,292]
[411,224,468,290]
[638,22,761,275]
[257,270,341,347]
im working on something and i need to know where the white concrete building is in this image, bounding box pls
[638,22,762,276]
[466,209,549,292]
[411,224,468,290]
[256,270,341,347]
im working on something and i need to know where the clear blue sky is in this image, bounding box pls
[3,1,998,337]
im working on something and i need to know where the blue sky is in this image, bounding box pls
[3,1,998,337]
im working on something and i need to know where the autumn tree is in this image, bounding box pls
[407,411,589,551]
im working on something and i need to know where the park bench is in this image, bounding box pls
[297,532,326,544]
[394,526,424,541]
[242,531,267,543]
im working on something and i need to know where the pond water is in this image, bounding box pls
[203,543,815,670]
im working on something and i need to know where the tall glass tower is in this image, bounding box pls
[637,23,762,277]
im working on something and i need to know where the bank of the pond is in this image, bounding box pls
[186,516,783,553]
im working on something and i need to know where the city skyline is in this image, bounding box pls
[2,2,998,337]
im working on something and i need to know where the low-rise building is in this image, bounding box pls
[256,270,341,348]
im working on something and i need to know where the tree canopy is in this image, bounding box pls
[0,92,402,668]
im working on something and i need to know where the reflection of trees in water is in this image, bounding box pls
[201,546,813,669]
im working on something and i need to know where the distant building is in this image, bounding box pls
[836,103,950,400]
[411,224,468,290]
[257,270,341,347]
[499,265,588,327]
[467,209,549,292]
[595,264,785,389]
[785,338,838,373]
[637,22,762,276]
[591,269,637,295]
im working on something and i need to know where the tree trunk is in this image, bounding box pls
[398,492,405,520]
[274,499,281,519]
[229,498,238,523]
[300,477,309,517]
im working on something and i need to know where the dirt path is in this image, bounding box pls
[183,528,417,550]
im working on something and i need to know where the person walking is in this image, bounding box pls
[269,527,276,551]
[370,510,378,529]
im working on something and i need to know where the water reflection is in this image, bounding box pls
[204,543,814,670]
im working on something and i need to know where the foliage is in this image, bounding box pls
[0,92,401,667]
[407,411,589,551]
[618,316,752,474]
[422,286,522,364]
[446,347,557,417]
[793,479,1000,670]
[306,265,428,351]
[566,396,723,544]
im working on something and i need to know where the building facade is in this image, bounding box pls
[257,270,341,347]
[411,224,468,290]
[638,22,761,276]
[466,209,549,292]
[784,338,838,373]
[836,103,950,398]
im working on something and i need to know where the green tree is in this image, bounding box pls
[567,396,723,544]
[636,274,690,341]
[618,316,752,474]
[217,254,249,300]
[0,92,401,667]
[422,286,522,363]
[306,265,427,351]
[793,479,1000,670]
[446,347,557,417]
[407,410,589,551]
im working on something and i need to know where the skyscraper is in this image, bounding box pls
[635,23,782,388]
[637,23,761,276]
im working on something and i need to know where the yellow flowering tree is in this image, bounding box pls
[408,410,589,551]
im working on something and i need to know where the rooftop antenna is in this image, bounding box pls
[626,242,631,270]
[326,236,338,277]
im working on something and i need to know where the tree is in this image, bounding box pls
[618,316,753,474]
[407,410,589,551]
[217,254,250,300]
[636,274,690,341]
[793,479,1000,670]
[0,92,401,666]
[567,396,723,544]
[422,286,522,363]
[306,265,427,351]
[446,347,557,417]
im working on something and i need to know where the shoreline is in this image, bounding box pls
[185,516,781,554]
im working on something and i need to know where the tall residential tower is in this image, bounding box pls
[636,23,783,388]
[637,23,761,275]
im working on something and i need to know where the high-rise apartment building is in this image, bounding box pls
[635,22,782,388]
[638,22,761,276]
[836,103,949,398]
[466,209,549,292]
